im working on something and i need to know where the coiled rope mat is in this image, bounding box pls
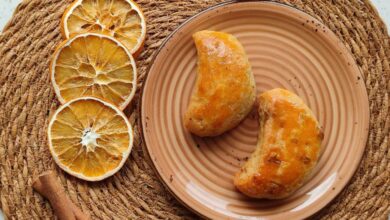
[0,0,389,219]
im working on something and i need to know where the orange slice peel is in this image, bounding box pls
[47,97,133,181]
[50,33,137,110]
[61,0,146,56]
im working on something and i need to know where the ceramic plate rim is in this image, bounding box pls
[139,1,370,219]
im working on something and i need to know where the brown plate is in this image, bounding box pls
[140,1,369,219]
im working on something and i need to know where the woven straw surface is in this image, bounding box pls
[0,0,389,219]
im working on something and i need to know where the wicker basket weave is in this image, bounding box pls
[0,0,389,219]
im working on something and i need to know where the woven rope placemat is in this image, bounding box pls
[0,0,389,219]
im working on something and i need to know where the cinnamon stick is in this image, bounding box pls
[33,171,89,220]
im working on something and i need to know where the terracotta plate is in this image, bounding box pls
[140,2,369,219]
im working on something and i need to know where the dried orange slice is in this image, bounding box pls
[50,33,137,110]
[48,97,133,181]
[61,0,146,56]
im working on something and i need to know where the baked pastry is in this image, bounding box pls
[184,30,256,137]
[234,88,323,199]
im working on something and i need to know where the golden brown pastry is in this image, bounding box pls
[234,88,323,199]
[184,30,256,137]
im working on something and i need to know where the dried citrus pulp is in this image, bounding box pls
[61,0,146,56]
[47,0,146,181]
[48,97,133,181]
[50,33,137,110]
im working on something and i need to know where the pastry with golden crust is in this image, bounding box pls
[234,88,323,199]
[184,30,256,137]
